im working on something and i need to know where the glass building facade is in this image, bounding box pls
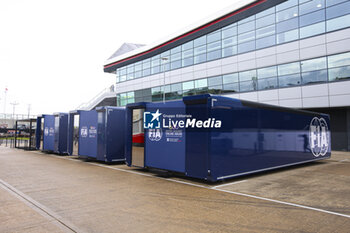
[113,0,350,106]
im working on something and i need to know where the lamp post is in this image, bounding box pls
[10,101,19,127]
[161,57,168,103]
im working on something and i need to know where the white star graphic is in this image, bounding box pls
[150,109,162,122]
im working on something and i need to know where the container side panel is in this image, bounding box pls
[79,111,98,158]
[43,115,55,151]
[209,97,331,180]
[145,102,186,173]
[185,103,210,179]
[125,108,133,165]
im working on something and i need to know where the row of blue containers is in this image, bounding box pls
[34,95,331,181]
[36,107,125,163]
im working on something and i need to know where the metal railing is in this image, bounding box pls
[76,84,116,110]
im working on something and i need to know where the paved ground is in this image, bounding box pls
[0,146,349,233]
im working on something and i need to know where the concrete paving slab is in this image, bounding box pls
[0,146,349,233]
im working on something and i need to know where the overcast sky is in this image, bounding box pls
[0,0,240,116]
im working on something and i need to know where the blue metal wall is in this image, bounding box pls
[43,115,55,151]
[79,110,98,158]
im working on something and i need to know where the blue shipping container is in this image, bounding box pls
[125,94,331,181]
[77,107,126,162]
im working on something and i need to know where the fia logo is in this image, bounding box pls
[148,128,162,141]
[44,127,49,136]
[80,126,88,138]
[309,117,329,157]
[144,109,162,129]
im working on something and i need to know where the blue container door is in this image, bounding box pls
[67,114,74,155]
[54,116,60,152]
[105,108,126,162]
[35,117,42,150]
[58,114,68,154]
[97,111,106,161]
[43,115,55,151]
[78,111,98,158]
[145,102,186,173]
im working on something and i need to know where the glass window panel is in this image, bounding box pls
[135,71,142,79]
[183,89,196,97]
[223,73,239,84]
[278,62,300,75]
[116,76,120,83]
[238,31,255,43]
[142,68,151,76]
[134,90,143,99]
[256,7,275,18]
[127,73,134,80]
[171,83,182,92]
[171,60,181,69]
[222,26,237,39]
[326,0,348,7]
[327,14,350,32]
[328,52,350,68]
[238,15,255,24]
[207,30,221,43]
[258,66,277,79]
[170,52,181,61]
[194,35,206,47]
[160,63,170,72]
[278,73,301,87]
[256,24,275,39]
[194,54,206,64]
[299,0,325,16]
[182,81,194,90]
[163,85,171,93]
[135,62,142,71]
[276,6,298,22]
[142,59,151,69]
[170,46,181,54]
[222,46,237,57]
[327,1,350,19]
[120,68,126,75]
[238,21,255,34]
[329,66,350,81]
[207,41,221,52]
[238,40,255,53]
[239,69,257,82]
[258,77,278,90]
[182,57,193,67]
[276,29,299,44]
[127,64,134,73]
[256,35,276,49]
[207,50,221,61]
[152,87,161,95]
[222,36,237,48]
[182,41,193,51]
[195,78,208,88]
[256,13,275,29]
[208,84,223,94]
[161,50,170,59]
[151,57,160,67]
[120,75,126,82]
[182,49,193,58]
[300,21,325,38]
[276,17,299,33]
[240,80,257,92]
[302,69,328,84]
[300,9,325,27]
[301,57,327,72]
[223,83,239,93]
[276,0,298,12]
[208,76,222,86]
[194,45,206,55]
[127,91,134,98]
[151,66,160,74]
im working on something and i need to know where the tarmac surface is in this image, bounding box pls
[0,146,349,232]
